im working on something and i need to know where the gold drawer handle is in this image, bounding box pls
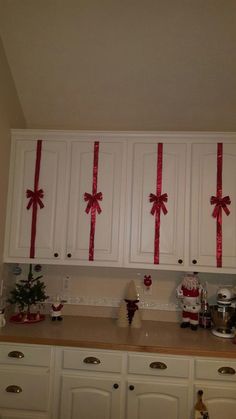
[8,351,24,359]
[83,356,101,365]
[5,385,22,394]
[149,361,167,370]
[218,366,236,375]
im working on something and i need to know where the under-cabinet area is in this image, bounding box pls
[4,130,236,273]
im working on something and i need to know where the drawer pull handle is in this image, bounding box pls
[5,385,22,394]
[83,356,101,365]
[8,351,24,359]
[150,361,167,370]
[218,366,236,375]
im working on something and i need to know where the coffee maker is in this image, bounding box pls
[210,287,236,338]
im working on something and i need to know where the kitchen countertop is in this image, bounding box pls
[0,315,236,358]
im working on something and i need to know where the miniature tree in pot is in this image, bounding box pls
[8,264,48,323]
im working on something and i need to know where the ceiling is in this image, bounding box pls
[1,0,236,131]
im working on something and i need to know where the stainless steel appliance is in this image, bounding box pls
[210,287,236,338]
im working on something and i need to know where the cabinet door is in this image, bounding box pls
[5,139,68,261]
[60,375,122,419]
[127,380,188,419]
[128,142,186,267]
[195,385,236,419]
[66,140,126,264]
[190,143,236,268]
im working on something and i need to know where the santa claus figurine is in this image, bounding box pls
[176,273,202,330]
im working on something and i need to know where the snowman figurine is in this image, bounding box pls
[176,273,202,330]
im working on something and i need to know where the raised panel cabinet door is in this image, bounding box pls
[128,142,186,267]
[60,375,122,419]
[66,140,126,264]
[126,380,189,419]
[5,139,68,261]
[194,385,236,419]
[190,143,236,269]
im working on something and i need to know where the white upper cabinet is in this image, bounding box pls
[190,142,236,270]
[4,136,68,261]
[4,131,126,266]
[126,141,187,268]
[4,130,236,273]
[65,139,126,265]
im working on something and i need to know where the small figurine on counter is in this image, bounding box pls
[51,296,64,321]
[0,308,6,328]
[176,273,202,330]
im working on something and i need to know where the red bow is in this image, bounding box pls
[26,189,44,210]
[149,193,168,215]
[84,192,103,214]
[210,195,231,218]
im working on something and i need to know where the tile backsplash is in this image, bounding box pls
[4,264,236,322]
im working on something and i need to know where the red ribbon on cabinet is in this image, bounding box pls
[84,141,103,261]
[210,143,231,267]
[149,143,168,264]
[26,140,44,258]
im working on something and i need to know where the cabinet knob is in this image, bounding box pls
[67,253,72,258]
[113,383,119,389]
[218,366,235,375]
[5,385,22,394]
[8,351,24,359]
[149,361,167,370]
[54,252,59,258]
[178,259,183,264]
[192,259,197,265]
[83,356,101,365]
[129,385,135,391]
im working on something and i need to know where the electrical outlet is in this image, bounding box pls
[62,275,71,294]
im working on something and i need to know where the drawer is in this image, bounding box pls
[128,353,190,378]
[62,349,123,373]
[0,344,52,367]
[0,369,50,411]
[195,358,236,382]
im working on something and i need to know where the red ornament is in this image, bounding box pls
[144,275,152,288]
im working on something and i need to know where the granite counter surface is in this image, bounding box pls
[0,316,235,358]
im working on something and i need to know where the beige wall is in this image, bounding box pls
[0,36,26,269]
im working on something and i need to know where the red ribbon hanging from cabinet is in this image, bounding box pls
[149,143,168,264]
[210,143,231,267]
[26,140,44,258]
[84,141,103,261]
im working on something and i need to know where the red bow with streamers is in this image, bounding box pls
[26,140,44,258]
[210,196,231,218]
[149,193,168,216]
[84,192,103,214]
[210,143,231,267]
[149,143,168,264]
[26,189,44,210]
[84,141,103,261]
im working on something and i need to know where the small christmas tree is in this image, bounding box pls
[8,264,48,322]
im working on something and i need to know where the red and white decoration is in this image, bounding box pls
[26,139,44,258]
[84,141,103,261]
[149,143,168,264]
[210,143,231,267]
[176,273,202,330]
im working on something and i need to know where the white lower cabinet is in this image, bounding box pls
[0,343,54,419]
[126,353,189,419]
[55,348,124,419]
[194,357,236,419]
[1,342,236,419]
[126,380,188,419]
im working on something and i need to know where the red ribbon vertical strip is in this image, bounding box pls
[85,141,102,261]
[210,143,231,268]
[216,142,223,267]
[149,143,168,264]
[26,140,44,258]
